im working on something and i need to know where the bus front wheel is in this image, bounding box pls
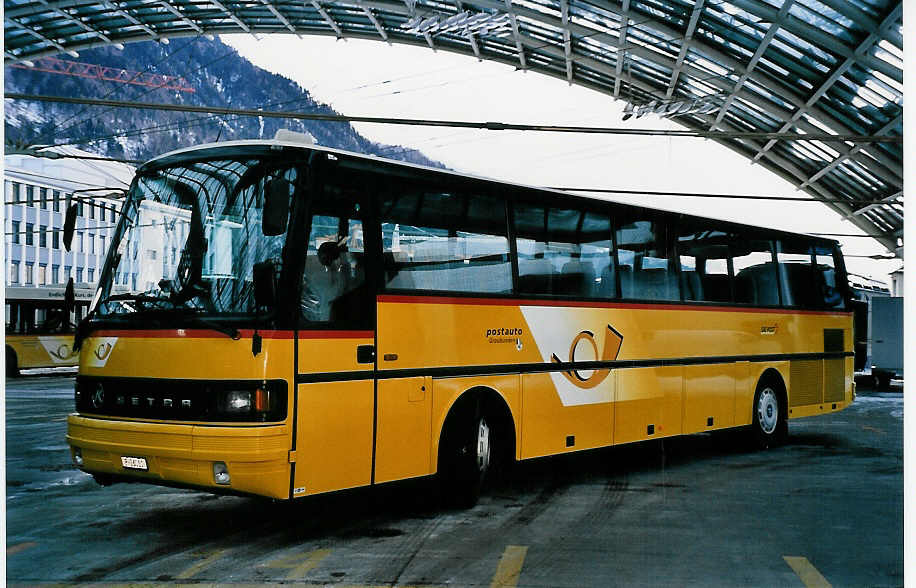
[438,400,494,508]
[751,379,787,449]
[6,347,19,377]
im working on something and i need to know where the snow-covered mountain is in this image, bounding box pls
[5,37,444,168]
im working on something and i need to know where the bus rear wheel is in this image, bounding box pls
[6,347,19,377]
[438,400,494,508]
[751,379,787,448]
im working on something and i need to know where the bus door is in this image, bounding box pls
[292,188,377,498]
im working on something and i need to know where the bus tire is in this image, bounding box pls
[6,347,19,377]
[875,371,892,391]
[751,376,787,449]
[438,396,496,508]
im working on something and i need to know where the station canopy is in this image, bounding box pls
[4,0,904,255]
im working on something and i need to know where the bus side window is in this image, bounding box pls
[379,188,512,294]
[814,245,844,309]
[733,239,779,306]
[775,239,815,308]
[514,203,613,299]
[616,219,678,302]
[677,223,732,303]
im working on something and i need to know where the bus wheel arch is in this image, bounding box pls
[436,386,516,507]
[751,368,788,448]
[6,346,19,377]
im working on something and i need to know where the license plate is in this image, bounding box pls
[120,456,148,471]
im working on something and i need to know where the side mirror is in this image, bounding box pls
[253,261,277,309]
[63,202,78,251]
[262,179,290,236]
[64,278,75,315]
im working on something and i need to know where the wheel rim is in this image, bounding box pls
[476,417,491,473]
[757,387,779,435]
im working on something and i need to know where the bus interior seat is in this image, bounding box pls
[734,264,780,306]
[595,263,616,298]
[680,269,704,301]
[634,268,677,301]
[618,265,634,298]
[701,274,732,302]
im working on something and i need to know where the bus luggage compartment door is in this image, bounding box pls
[293,334,375,497]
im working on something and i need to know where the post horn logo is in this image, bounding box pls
[550,325,624,389]
[94,342,113,361]
[48,343,76,360]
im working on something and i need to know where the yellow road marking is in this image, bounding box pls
[490,545,528,588]
[6,542,37,556]
[784,556,831,588]
[265,548,332,580]
[175,549,228,580]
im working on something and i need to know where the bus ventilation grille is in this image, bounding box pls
[824,359,845,403]
[789,360,823,407]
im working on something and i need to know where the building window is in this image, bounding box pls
[52,264,60,284]
[39,225,47,248]
[76,268,83,282]
[111,208,117,222]
[89,233,95,254]
[25,263,34,285]
[25,223,34,246]
[52,230,60,250]
[89,203,95,220]
[77,231,84,252]
[53,190,61,212]
[99,234,106,254]
[38,264,47,285]
[11,221,20,245]
[88,268,95,282]
[78,200,84,217]
[40,188,48,209]
[147,249,157,260]
[12,182,21,203]
[64,265,72,280]
[26,185,34,207]
[10,262,19,284]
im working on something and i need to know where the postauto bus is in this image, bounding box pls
[67,139,854,505]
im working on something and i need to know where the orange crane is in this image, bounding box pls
[10,56,194,92]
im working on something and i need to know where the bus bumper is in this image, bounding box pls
[66,414,292,499]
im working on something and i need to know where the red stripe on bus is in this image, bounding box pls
[376,294,852,316]
[90,329,374,339]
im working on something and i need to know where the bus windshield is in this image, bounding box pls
[96,156,298,318]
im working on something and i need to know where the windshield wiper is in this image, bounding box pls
[183,315,241,340]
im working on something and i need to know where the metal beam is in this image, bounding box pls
[35,0,126,48]
[504,0,526,69]
[560,0,572,83]
[752,3,903,163]
[208,0,252,33]
[711,0,791,127]
[310,0,344,37]
[665,0,703,99]
[612,0,630,97]
[6,17,81,57]
[98,0,160,41]
[261,0,299,36]
[356,1,390,43]
[801,114,902,189]
[151,0,203,34]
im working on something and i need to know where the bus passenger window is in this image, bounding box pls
[514,203,613,299]
[814,245,844,309]
[732,239,779,306]
[616,220,678,301]
[379,189,511,294]
[677,225,732,303]
[775,240,815,308]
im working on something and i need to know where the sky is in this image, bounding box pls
[222,34,902,286]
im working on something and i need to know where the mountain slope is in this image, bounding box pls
[5,37,443,168]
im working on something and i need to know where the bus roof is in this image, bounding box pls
[140,140,841,250]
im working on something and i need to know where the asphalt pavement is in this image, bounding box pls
[5,373,903,586]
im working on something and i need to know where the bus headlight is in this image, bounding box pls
[213,461,230,485]
[216,386,272,419]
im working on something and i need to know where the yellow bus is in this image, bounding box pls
[66,140,854,505]
[6,285,94,376]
